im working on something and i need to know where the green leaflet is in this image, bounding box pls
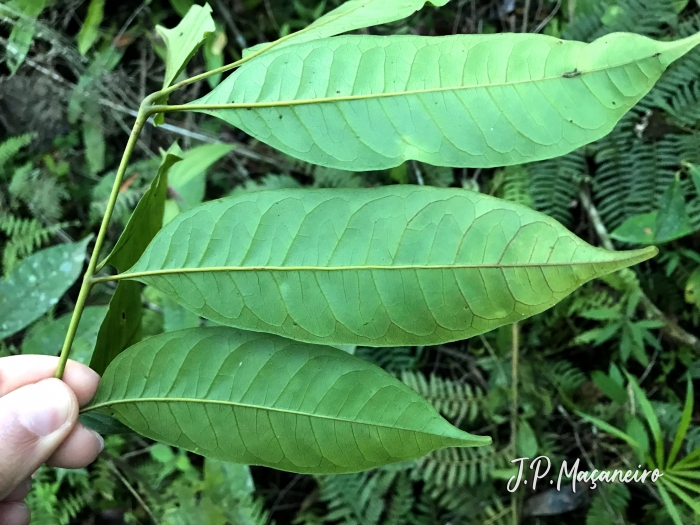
[92,151,180,374]
[192,32,700,170]
[119,186,656,346]
[0,237,90,340]
[242,0,449,57]
[102,149,181,272]
[83,327,490,473]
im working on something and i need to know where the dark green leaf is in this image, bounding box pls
[79,412,131,435]
[90,281,142,376]
[102,149,181,273]
[655,178,692,243]
[590,370,627,404]
[667,379,693,469]
[0,237,90,340]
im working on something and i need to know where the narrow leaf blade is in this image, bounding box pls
[123,186,656,347]
[667,379,694,469]
[84,327,491,474]
[102,150,182,273]
[195,32,700,170]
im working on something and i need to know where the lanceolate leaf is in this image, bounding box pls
[92,151,180,374]
[242,0,449,57]
[119,186,656,347]
[0,237,90,340]
[83,327,490,473]
[193,32,700,170]
[102,149,181,272]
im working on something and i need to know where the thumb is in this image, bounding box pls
[0,378,78,499]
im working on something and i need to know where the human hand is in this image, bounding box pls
[0,356,103,525]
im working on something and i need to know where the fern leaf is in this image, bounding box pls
[401,371,485,422]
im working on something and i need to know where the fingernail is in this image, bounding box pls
[91,429,105,453]
[17,379,74,437]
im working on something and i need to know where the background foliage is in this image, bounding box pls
[1,0,699,523]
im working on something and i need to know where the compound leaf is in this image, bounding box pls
[0,237,90,340]
[83,327,490,473]
[120,186,656,347]
[195,32,700,170]
[242,0,449,57]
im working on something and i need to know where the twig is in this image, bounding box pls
[522,0,532,32]
[109,461,158,523]
[216,0,247,50]
[579,188,700,353]
[532,0,561,34]
[510,321,520,525]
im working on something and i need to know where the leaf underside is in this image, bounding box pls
[123,186,656,347]
[85,327,490,474]
[194,32,700,171]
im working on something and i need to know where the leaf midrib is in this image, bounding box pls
[191,50,668,111]
[113,252,653,281]
[82,396,476,441]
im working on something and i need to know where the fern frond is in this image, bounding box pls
[385,473,414,525]
[401,371,485,422]
[526,151,585,228]
[319,471,395,525]
[356,346,423,374]
[25,466,89,525]
[233,173,303,193]
[0,133,34,174]
[498,165,532,209]
[586,483,630,525]
[412,446,510,492]
[0,214,69,274]
[543,360,586,394]
[312,167,364,188]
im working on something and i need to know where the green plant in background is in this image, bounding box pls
[3,0,700,523]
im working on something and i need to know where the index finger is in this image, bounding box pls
[0,356,100,406]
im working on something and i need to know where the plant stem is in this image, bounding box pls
[510,322,520,446]
[55,102,150,379]
[510,321,520,525]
